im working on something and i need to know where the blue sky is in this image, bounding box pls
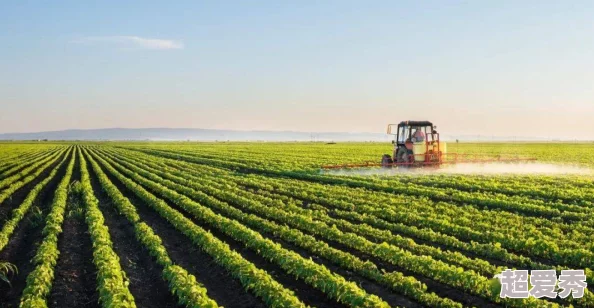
[1,1,593,139]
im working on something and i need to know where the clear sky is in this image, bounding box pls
[1,1,593,139]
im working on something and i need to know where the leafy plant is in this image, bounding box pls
[0,261,17,287]
[20,149,76,307]
[27,206,44,228]
[67,181,84,219]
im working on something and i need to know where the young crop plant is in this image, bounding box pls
[84,150,219,308]
[78,150,136,308]
[82,147,307,308]
[0,149,72,252]
[0,261,17,287]
[20,147,76,308]
[1,142,593,308]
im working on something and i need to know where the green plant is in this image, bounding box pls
[27,206,44,228]
[67,181,84,219]
[0,261,17,286]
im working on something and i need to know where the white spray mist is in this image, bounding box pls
[321,163,593,177]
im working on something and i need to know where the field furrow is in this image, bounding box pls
[1,142,592,308]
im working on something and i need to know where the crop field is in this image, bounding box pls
[0,142,593,308]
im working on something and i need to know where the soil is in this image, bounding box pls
[244,185,562,271]
[118,162,425,307]
[0,153,38,177]
[0,150,53,179]
[200,184,488,307]
[112,148,496,307]
[87,164,180,308]
[314,232,499,308]
[0,151,69,308]
[194,181,497,307]
[0,153,65,225]
[96,157,269,308]
[220,211,423,308]
[49,153,99,308]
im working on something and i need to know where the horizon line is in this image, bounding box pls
[0,127,591,141]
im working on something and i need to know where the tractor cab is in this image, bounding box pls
[382,121,446,167]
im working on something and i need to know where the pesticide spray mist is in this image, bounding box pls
[321,162,594,177]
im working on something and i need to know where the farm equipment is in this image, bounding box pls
[321,120,537,170]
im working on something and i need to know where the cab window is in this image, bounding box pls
[397,126,410,143]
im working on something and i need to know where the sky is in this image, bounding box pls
[1,1,593,139]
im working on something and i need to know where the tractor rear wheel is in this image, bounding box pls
[381,154,393,168]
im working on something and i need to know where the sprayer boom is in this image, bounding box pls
[321,120,537,171]
[321,154,537,170]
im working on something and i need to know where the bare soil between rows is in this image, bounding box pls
[49,152,99,308]
[94,155,270,308]
[0,151,69,308]
[88,162,180,308]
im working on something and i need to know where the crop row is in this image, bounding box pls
[96,148,463,307]
[78,149,137,308]
[0,146,61,176]
[0,148,71,252]
[96,147,571,307]
[106,147,592,306]
[103,148,503,278]
[243,173,594,270]
[126,147,594,268]
[0,146,63,182]
[0,148,54,176]
[327,173,594,216]
[119,147,594,224]
[19,147,76,307]
[0,148,67,204]
[378,174,594,207]
[86,148,392,308]
[80,148,308,308]
[123,147,590,236]
[175,144,594,206]
[83,148,220,308]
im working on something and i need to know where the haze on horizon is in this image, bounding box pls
[1,1,593,140]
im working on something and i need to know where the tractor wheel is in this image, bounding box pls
[396,147,408,163]
[381,154,393,168]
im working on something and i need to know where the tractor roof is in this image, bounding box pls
[400,120,433,127]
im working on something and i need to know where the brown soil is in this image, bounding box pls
[88,165,180,308]
[96,158,270,308]
[0,151,69,308]
[49,153,99,308]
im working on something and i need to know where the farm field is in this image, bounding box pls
[0,142,593,308]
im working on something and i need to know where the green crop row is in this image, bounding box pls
[19,147,76,307]
[87,148,391,308]
[0,147,61,179]
[0,147,65,191]
[78,149,136,308]
[107,145,594,307]
[0,148,71,252]
[0,148,68,205]
[0,148,55,177]
[80,147,307,308]
[129,146,594,268]
[129,149,594,288]
[97,147,463,308]
[84,148,219,308]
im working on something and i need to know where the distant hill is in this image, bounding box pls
[0,128,558,142]
[0,128,389,141]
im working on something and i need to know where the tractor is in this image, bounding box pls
[321,120,536,170]
[381,121,444,168]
